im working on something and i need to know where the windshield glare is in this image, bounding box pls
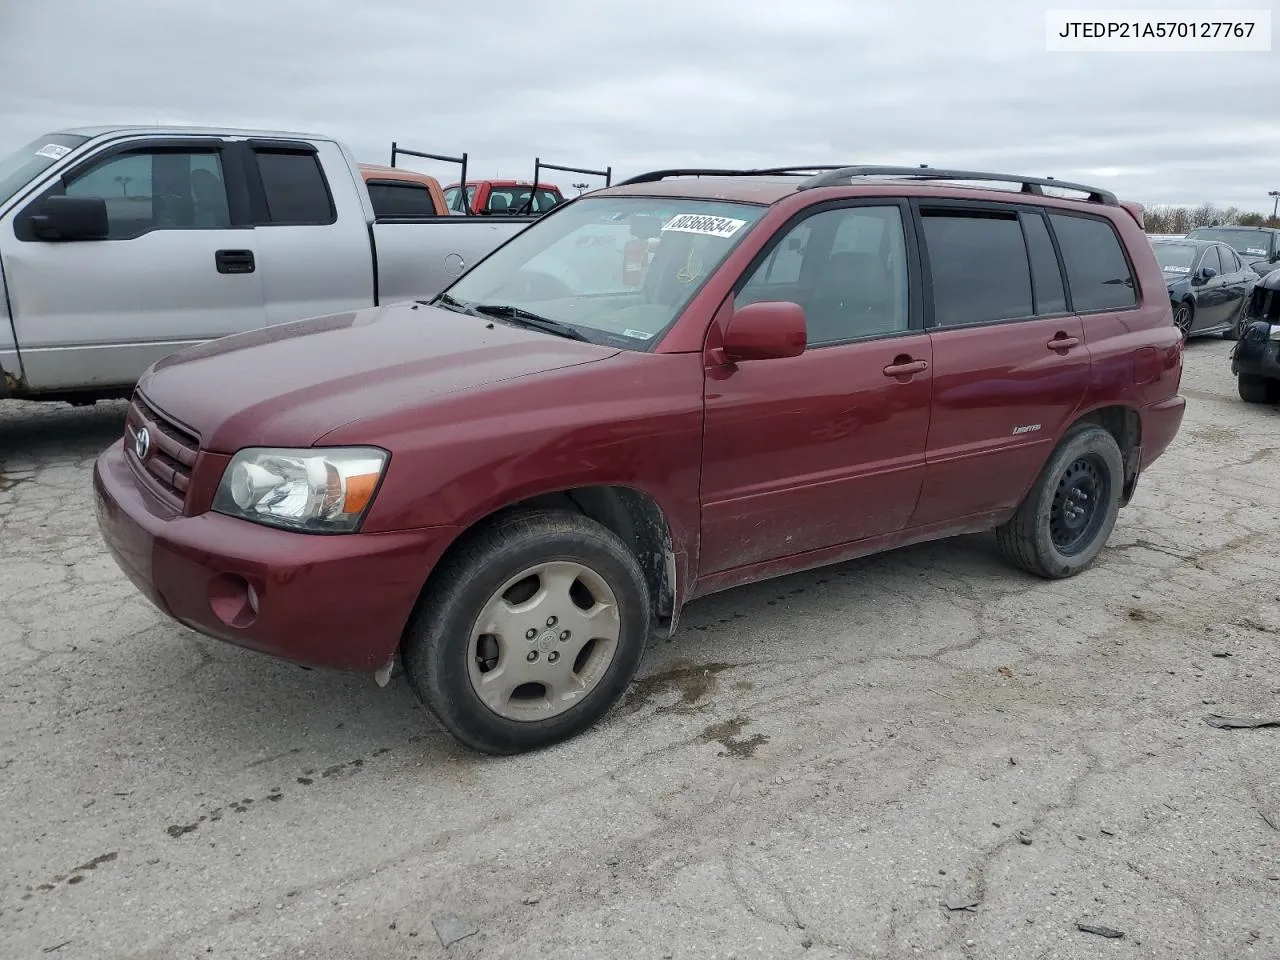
[444,196,766,347]
[1153,242,1198,271]
[0,133,87,207]
[1189,229,1271,257]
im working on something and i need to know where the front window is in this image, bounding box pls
[1153,242,1198,273]
[443,196,767,348]
[0,133,88,207]
[1189,228,1272,258]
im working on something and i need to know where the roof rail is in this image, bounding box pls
[797,166,1119,205]
[615,166,850,186]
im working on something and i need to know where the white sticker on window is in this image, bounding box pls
[661,213,747,238]
[1246,247,1267,256]
[34,143,71,161]
[1163,265,1191,273]
[623,328,655,340]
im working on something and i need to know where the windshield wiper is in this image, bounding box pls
[472,304,591,342]
[425,293,480,315]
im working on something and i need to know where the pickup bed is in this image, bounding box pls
[0,125,538,403]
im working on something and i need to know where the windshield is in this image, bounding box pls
[444,185,478,212]
[1153,242,1198,272]
[483,186,562,213]
[0,133,88,207]
[1188,228,1272,257]
[443,196,767,348]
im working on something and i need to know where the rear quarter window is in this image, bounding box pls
[254,150,335,225]
[1048,213,1137,312]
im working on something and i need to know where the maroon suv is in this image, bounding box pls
[94,165,1185,754]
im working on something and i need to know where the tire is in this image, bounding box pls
[1238,372,1278,404]
[995,424,1125,579]
[401,509,650,755]
[1172,301,1193,340]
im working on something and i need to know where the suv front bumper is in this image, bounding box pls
[1232,321,1280,381]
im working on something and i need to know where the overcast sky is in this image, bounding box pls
[1,0,1276,210]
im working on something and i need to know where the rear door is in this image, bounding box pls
[238,140,375,323]
[699,200,933,574]
[908,202,1091,527]
[0,137,265,391]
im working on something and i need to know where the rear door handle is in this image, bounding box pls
[1047,334,1080,351]
[215,249,255,274]
[883,357,929,378]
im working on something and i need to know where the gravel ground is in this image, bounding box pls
[1,337,1277,960]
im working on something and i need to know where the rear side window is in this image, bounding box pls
[367,181,439,217]
[1048,213,1137,312]
[254,150,335,225]
[1020,212,1068,314]
[922,211,1033,327]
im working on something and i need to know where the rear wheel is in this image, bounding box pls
[401,509,650,755]
[995,424,1125,579]
[1238,372,1279,404]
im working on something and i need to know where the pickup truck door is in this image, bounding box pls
[0,137,266,392]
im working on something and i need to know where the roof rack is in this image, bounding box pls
[615,166,850,186]
[797,166,1118,206]
[389,142,472,213]
[515,157,612,214]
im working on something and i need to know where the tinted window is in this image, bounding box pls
[1021,212,1067,314]
[922,212,1033,327]
[255,151,334,225]
[367,181,439,217]
[62,148,230,239]
[1205,246,1225,273]
[740,205,909,345]
[1220,245,1241,272]
[1049,213,1137,312]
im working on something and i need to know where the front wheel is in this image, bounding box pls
[1223,297,1249,341]
[1172,301,1193,340]
[995,424,1125,579]
[402,509,651,755]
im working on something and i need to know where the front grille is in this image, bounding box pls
[124,392,200,506]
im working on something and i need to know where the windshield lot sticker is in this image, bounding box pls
[34,143,71,161]
[661,214,747,238]
[1246,247,1267,256]
[623,329,655,340]
[1163,265,1191,273]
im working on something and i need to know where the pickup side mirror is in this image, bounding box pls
[722,300,807,362]
[27,195,109,241]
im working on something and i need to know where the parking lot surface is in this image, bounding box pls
[2,338,1278,960]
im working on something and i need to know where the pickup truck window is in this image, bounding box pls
[445,196,765,347]
[0,133,89,206]
[254,150,335,225]
[367,180,439,218]
[488,187,561,214]
[444,185,477,212]
[62,148,231,238]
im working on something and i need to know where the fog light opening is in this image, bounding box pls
[208,573,259,629]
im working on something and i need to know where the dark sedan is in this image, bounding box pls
[1186,226,1280,278]
[1151,238,1258,340]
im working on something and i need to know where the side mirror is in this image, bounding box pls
[1199,266,1218,282]
[27,195,109,241]
[722,300,807,362]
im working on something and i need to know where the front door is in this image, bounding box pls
[908,205,1094,526]
[699,200,933,575]
[1192,244,1234,331]
[0,138,265,392]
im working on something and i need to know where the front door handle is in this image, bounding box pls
[215,249,255,274]
[1047,333,1080,351]
[883,357,929,378]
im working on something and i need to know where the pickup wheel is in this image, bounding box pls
[401,509,650,755]
[1238,372,1279,404]
[995,424,1124,579]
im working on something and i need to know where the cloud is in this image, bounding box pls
[0,0,1276,208]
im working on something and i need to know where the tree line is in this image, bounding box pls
[1143,202,1277,234]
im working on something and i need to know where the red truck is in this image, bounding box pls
[94,164,1185,755]
[445,157,613,216]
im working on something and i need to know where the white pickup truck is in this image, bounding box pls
[0,125,539,404]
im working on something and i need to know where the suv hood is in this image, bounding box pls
[137,302,620,451]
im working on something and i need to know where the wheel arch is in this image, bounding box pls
[1069,404,1143,505]
[402,484,682,661]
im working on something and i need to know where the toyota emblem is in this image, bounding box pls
[134,426,150,461]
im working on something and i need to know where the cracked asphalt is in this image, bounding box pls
[2,338,1278,960]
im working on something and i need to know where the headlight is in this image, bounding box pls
[1270,324,1280,341]
[212,447,389,533]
